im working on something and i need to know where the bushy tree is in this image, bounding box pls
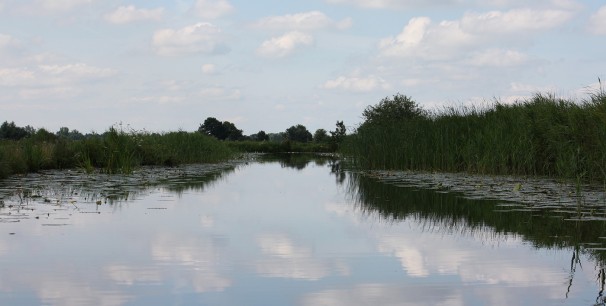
[362,93,425,126]
[253,130,269,142]
[0,121,31,140]
[198,117,243,141]
[222,121,243,141]
[285,124,312,143]
[313,129,329,143]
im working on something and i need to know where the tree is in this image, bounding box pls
[330,121,346,143]
[285,124,312,143]
[222,121,243,141]
[198,117,228,140]
[362,93,425,126]
[0,121,31,140]
[313,129,329,143]
[253,130,269,142]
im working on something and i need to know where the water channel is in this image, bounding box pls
[1,153,605,305]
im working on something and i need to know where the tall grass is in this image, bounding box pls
[342,91,606,183]
[0,127,234,179]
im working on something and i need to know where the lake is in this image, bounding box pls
[1,153,605,306]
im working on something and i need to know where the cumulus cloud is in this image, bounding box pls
[324,0,447,9]
[192,0,233,19]
[322,74,391,92]
[253,11,352,31]
[256,31,314,58]
[104,5,164,24]
[459,9,573,34]
[152,23,225,56]
[588,5,606,35]
[379,9,573,60]
[0,63,116,100]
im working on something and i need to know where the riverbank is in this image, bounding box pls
[342,90,606,183]
[0,127,234,179]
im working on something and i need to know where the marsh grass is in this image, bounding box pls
[0,127,234,179]
[343,91,606,183]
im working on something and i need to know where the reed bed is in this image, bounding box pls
[342,91,606,183]
[0,127,234,178]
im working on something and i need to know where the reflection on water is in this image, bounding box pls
[0,154,605,305]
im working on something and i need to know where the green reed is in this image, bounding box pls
[0,127,235,179]
[342,91,606,183]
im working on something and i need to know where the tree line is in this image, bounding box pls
[197,117,346,145]
[1,118,347,146]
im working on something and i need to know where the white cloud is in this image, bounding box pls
[467,49,528,67]
[322,74,391,92]
[379,8,573,61]
[256,31,314,58]
[38,63,116,79]
[588,5,606,35]
[199,86,241,100]
[324,0,447,9]
[30,0,93,13]
[0,67,36,86]
[201,63,217,75]
[104,5,164,24]
[459,9,573,34]
[0,33,19,50]
[193,0,233,19]
[152,23,225,56]
[254,11,352,31]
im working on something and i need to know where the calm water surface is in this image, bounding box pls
[0,154,605,306]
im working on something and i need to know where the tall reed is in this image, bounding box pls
[0,127,235,179]
[343,91,606,183]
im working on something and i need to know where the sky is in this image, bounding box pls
[0,0,605,135]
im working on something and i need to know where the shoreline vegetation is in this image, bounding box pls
[2,86,605,184]
[342,87,606,184]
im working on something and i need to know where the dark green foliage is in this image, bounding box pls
[0,121,32,140]
[313,129,329,143]
[285,124,312,143]
[198,117,243,141]
[252,130,269,142]
[343,91,606,183]
[361,93,425,127]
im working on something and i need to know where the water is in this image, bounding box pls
[1,154,605,306]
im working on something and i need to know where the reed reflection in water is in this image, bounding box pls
[0,154,604,305]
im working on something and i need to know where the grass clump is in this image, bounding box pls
[342,90,606,183]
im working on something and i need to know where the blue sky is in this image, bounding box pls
[0,0,605,135]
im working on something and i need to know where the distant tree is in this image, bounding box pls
[223,121,243,141]
[285,124,313,143]
[330,121,346,144]
[56,127,84,140]
[254,130,269,142]
[313,129,329,143]
[32,128,57,142]
[198,117,245,141]
[199,117,228,140]
[0,121,31,140]
[268,133,285,142]
[362,93,425,127]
